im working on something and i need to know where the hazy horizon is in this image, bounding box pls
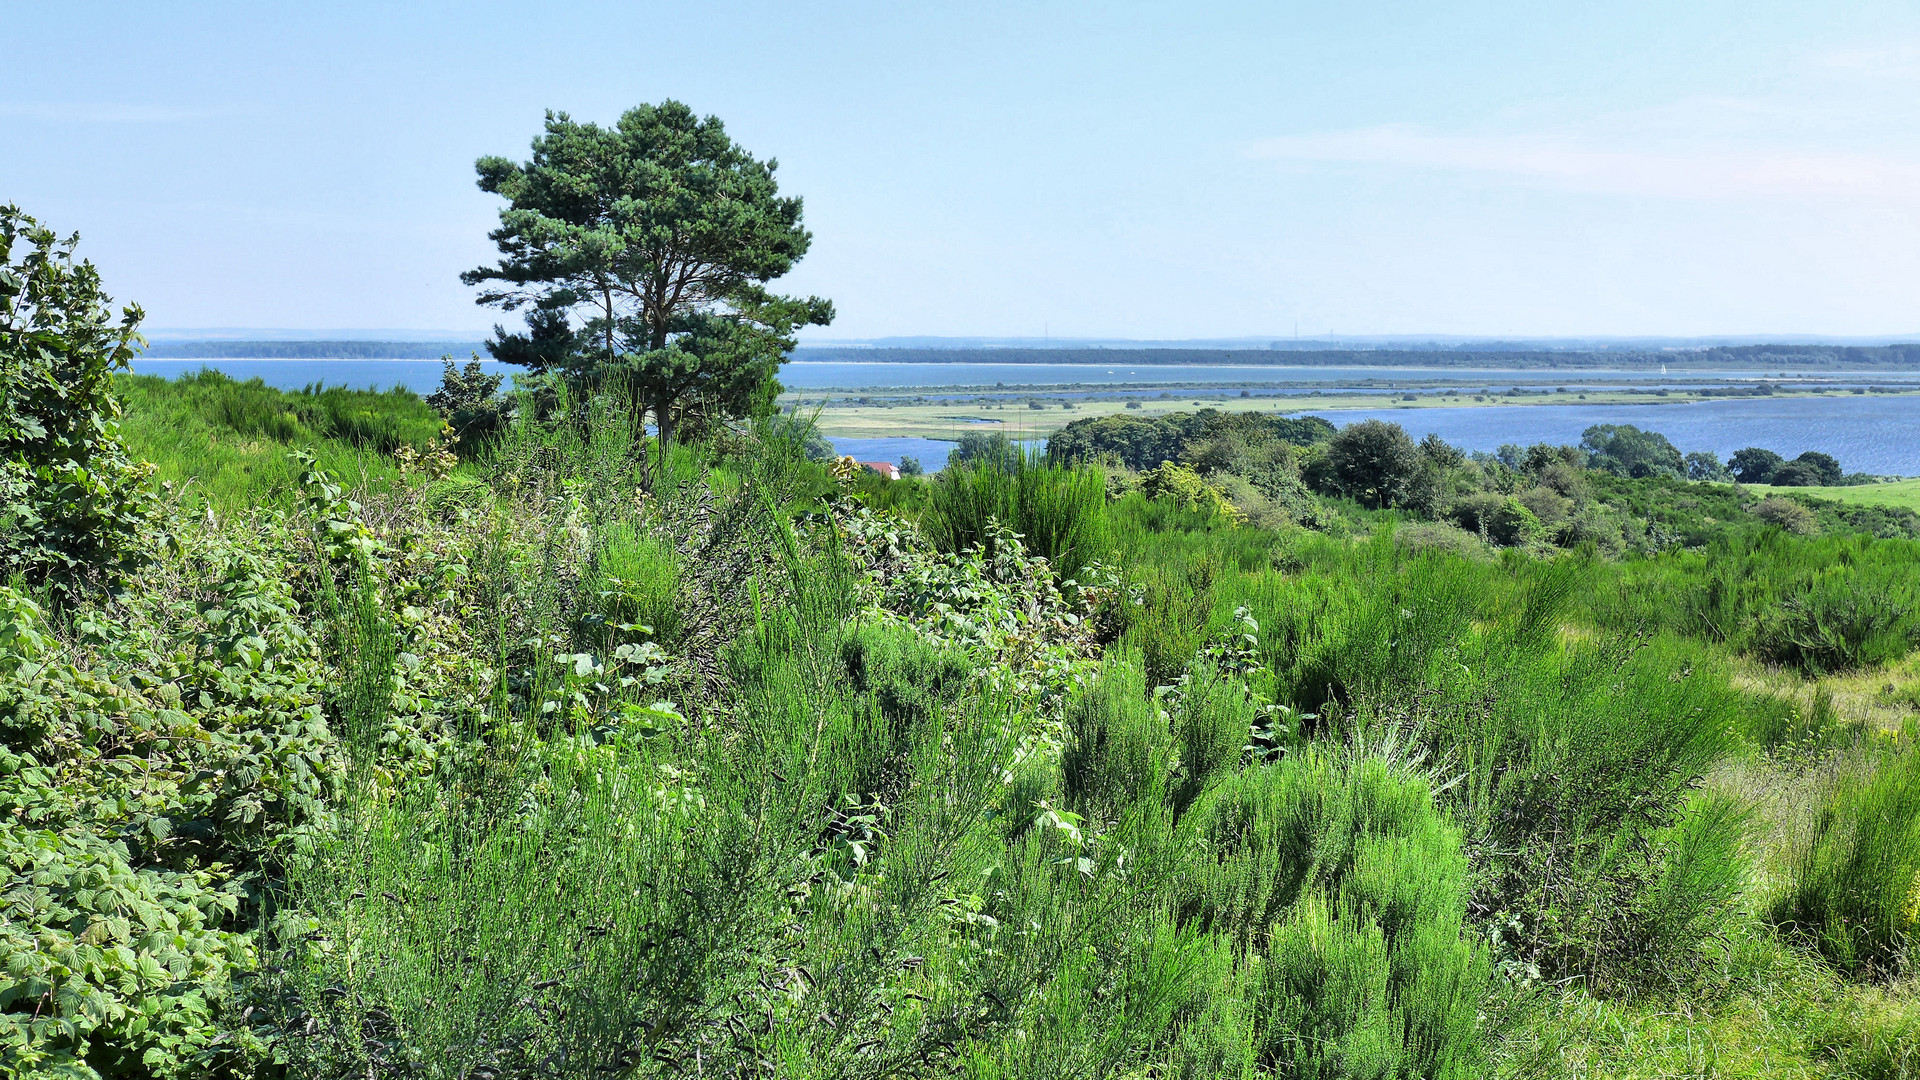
[140,329,1920,349]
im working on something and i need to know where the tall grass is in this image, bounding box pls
[1772,738,1920,977]
[116,369,445,508]
[925,451,1112,576]
[1600,529,1920,674]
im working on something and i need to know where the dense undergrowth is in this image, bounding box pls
[9,361,1920,1078]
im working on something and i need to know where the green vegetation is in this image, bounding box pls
[114,370,449,510]
[12,209,1920,1080]
[0,204,158,595]
[1757,477,1920,512]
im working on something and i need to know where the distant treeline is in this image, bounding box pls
[141,340,487,359]
[143,340,1920,369]
[791,345,1920,369]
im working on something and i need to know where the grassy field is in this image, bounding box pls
[114,369,450,509]
[1753,478,1920,511]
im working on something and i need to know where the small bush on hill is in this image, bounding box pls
[1752,496,1819,535]
[424,355,513,457]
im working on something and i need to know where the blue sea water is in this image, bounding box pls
[1329,397,1920,476]
[836,397,1919,475]
[129,358,516,392]
[125,358,1919,475]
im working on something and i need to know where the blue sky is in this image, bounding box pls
[6,1,1920,339]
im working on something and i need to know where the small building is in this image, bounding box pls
[859,461,901,481]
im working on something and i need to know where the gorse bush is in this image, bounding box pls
[1753,583,1917,675]
[1180,748,1487,1077]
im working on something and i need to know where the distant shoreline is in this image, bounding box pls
[139,342,1920,369]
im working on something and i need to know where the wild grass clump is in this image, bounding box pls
[925,450,1111,576]
[1771,738,1920,978]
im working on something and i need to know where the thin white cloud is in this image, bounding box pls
[1248,125,1920,200]
[0,102,237,123]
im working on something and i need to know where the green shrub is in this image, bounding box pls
[1121,555,1220,691]
[0,558,345,1077]
[0,206,160,594]
[925,453,1110,576]
[1753,583,1917,675]
[1752,496,1819,535]
[1180,750,1487,1077]
[1136,462,1244,524]
[1320,420,1418,509]
[1168,660,1258,813]
[1062,650,1172,815]
[424,356,513,458]
[1393,521,1489,562]
[1447,492,1543,546]
[1772,740,1920,977]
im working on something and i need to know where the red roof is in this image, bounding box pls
[859,461,900,478]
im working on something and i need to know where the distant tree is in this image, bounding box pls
[952,431,1022,470]
[1418,432,1465,470]
[464,101,833,457]
[1323,419,1419,508]
[1728,447,1784,484]
[425,355,514,458]
[1523,443,1582,474]
[1580,424,1684,479]
[1790,451,1843,486]
[1768,461,1828,487]
[1684,451,1732,482]
[897,455,924,477]
[0,205,158,595]
[1047,410,1332,471]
